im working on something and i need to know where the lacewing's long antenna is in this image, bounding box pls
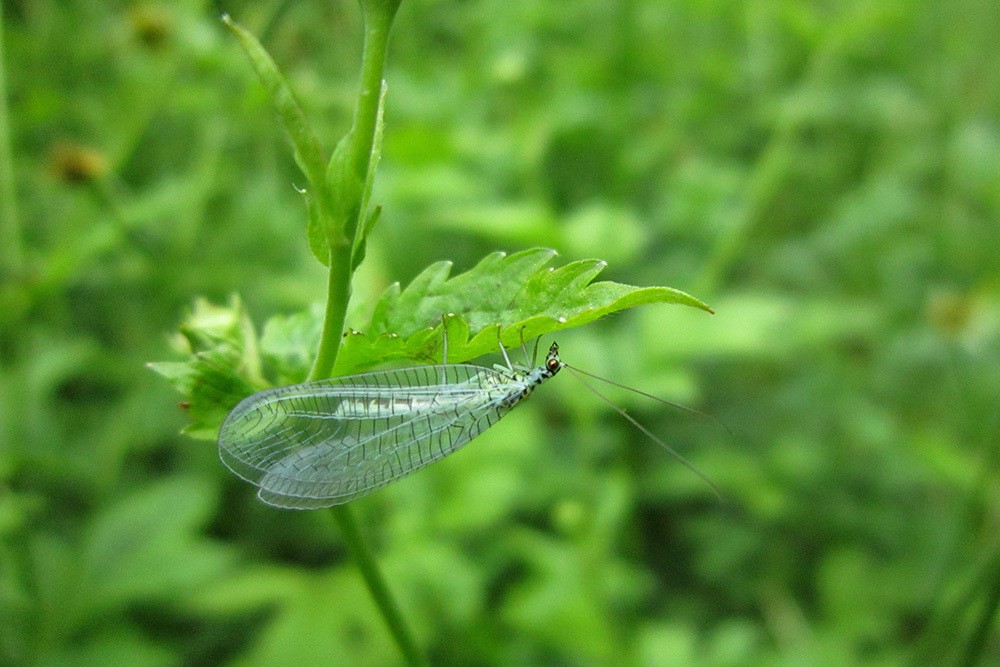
[562,363,737,441]
[561,364,725,502]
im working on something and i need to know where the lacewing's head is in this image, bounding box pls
[544,342,563,376]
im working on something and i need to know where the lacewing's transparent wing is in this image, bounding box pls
[218,364,534,509]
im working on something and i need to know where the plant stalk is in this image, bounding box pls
[332,505,425,666]
[309,0,399,382]
[309,242,353,381]
[305,2,422,664]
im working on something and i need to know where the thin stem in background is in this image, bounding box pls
[332,505,426,666]
[0,1,23,273]
[693,25,843,297]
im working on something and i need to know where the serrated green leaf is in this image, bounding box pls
[147,296,266,439]
[222,15,326,191]
[332,248,713,374]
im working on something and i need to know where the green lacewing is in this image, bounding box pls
[219,338,720,509]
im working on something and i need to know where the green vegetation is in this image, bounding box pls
[2,1,998,664]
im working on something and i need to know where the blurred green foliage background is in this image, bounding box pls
[2,0,999,664]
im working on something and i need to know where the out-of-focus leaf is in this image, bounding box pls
[82,476,234,606]
[209,567,401,665]
[637,624,699,666]
[639,292,882,362]
[49,633,175,667]
[189,566,299,615]
[501,531,624,664]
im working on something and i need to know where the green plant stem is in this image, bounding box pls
[309,243,353,381]
[305,2,422,664]
[332,505,426,666]
[344,2,396,214]
[309,0,399,382]
[0,1,23,273]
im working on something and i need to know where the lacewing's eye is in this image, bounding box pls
[547,358,559,372]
